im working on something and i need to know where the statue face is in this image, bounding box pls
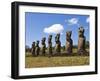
[49,35,52,38]
[37,41,39,44]
[43,37,46,42]
[48,35,52,43]
[78,27,84,37]
[33,42,35,45]
[32,42,35,47]
[66,31,72,38]
[57,33,60,37]
[41,37,46,44]
[44,38,46,41]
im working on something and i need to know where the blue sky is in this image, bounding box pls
[25,12,89,48]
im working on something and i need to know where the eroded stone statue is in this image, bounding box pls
[41,37,46,55]
[48,35,52,56]
[78,27,86,55]
[35,40,40,56]
[31,42,35,56]
[66,31,73,54]
[55,33,61,54]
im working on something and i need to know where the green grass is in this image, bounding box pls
[25,53,89,68]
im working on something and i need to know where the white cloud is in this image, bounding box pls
[86,17,90,23]
[65,19,67,23]
[85,26,89,30]
[67,18,78,25]
[43,24,64,34]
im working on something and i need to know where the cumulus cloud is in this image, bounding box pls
[85,27,89,30]
[67,18,78,25]
[43,24,64,34]
[86,17,90,23]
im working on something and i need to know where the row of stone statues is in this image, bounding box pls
[31,27,86,56]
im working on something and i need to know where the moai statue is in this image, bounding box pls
[41,37,46,55]
[66,31,73,54]
[55,33,61,54]
[35,40,40,56]
[31,42,35,56]
[78,27,86,55]
[48,35,52,56]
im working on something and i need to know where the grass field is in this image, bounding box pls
[25,52,89,68]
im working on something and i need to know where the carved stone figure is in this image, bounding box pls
[31,42,35,56]
[35,40,40,56]
[78,27,86,55]
[41,37,46,55]
[66,31,73,54]
[48,35,52,55]
[55,33,61,54]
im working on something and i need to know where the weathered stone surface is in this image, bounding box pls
[41,37,46,55]
[48,35,52,56]
[55,33,61,54]
[78,27,86,55]
[31,42,35,56]
[66,31,73,54]
[35,40,40,56]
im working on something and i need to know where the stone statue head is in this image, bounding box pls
[66,31,72,38]
[57,33,60,38]
[36,40,39,46]
[48,35,52,43]
[32,42,35,47]
[41,37,46,44]
[49,35,52,38]
[55,33,60,42]
[78,27,84,37]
